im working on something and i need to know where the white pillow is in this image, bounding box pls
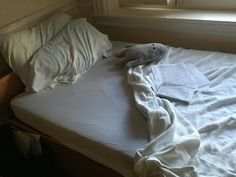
[0,13,72,85]
[26,18,112,92]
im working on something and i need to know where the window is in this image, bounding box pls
[120,0,174,8]
[120,0,167,6]
[120,0,236,11]
[180,0,236,11]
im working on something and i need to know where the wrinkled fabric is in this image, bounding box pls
[129,47,236,177]
[26,19,112,92]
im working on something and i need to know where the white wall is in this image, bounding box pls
[77,0,94,23]
[0,0,79,34]
[0,0,68,27]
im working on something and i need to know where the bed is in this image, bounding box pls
[1,12,236,177]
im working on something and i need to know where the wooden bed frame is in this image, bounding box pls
[0,2,124,177]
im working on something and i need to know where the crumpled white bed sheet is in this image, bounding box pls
[129,47,236,177]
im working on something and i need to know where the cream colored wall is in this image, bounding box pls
[77,0,94,23]
[0,0,80,35]
[0,0,94,33]
[0,0,70,27]
[97,25,236,53]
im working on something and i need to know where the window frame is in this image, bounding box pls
[120,0,175,8]
[180,0,236,11]
[119,0,236,11]
[120,0,168,6]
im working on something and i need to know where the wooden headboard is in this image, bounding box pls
[0,72,24,112]
[0,0,79,112]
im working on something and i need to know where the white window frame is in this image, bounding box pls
[120,0,236,11]
[120,0,168,7]
[179,0,236,10]
[120,0,176,8]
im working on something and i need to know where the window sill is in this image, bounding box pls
[117,7,236,22]
[95,7,236,37]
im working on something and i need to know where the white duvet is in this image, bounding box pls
[128,47,236,177]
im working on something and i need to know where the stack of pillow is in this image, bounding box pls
[0,13,112,92]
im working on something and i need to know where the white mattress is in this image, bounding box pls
[11,41,236,177]
[11,41,148,177]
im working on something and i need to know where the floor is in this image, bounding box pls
[0,124,68,177]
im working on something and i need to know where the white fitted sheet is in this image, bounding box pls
[11,41,236,177]
[11,41,148,177]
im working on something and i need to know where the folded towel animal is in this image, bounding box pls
[115,43,168,68]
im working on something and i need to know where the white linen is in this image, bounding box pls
[11,41,148,177]
[0,13,72,85]
[128,47,236,177]
[26,18,112,92]
[11,42,236,177]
